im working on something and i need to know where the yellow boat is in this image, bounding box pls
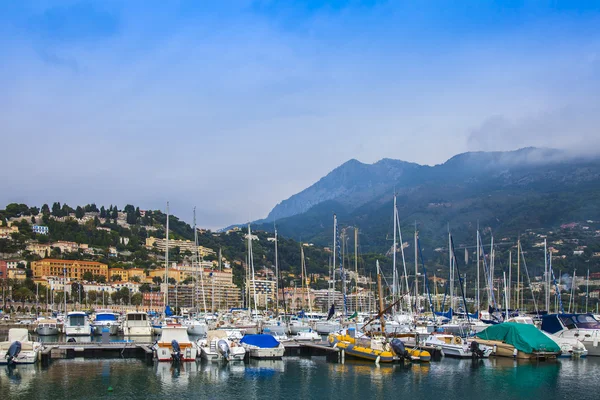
[328,332,431,363]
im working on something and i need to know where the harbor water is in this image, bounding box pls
[3,356,599,399]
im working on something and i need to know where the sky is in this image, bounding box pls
[1,1,600,229]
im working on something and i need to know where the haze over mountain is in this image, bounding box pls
[252,147,600,252]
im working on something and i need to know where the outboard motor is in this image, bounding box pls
[171,340,182,363]
[390,339,408,360]
[6,341,21,365]
[470,341,484,359]
[217,339,230,360]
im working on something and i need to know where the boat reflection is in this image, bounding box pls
[0,364,40,394]
[154,360,199,390]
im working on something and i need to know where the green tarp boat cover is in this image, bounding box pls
[476,322,560,353]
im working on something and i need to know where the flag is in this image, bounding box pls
[326,304,335,321]
[349,311,358,319]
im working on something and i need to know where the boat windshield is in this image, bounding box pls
[573,314,600,329]
[69,315,86,326]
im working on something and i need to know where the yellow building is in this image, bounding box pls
[109,268,128,281]
[149,268,184,283]
[32,259,108,280]
[128,268,147,282]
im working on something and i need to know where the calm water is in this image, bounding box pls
[2,357,599,400]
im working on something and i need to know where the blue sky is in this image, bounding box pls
[1,1,600,228]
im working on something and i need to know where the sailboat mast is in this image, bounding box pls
[376,260,385,333]
[476,229,480,314]
[414,224,418,313]
[516,238,521,311]
[164,202,169,318]
[448,229,453,312]
[248,224,258,317]
[392,195,398,306]
[274,227,280,317]
[586,269,590,313]
[544,239,549,312]
[354,227,359,313]
[192,207,197,313]
[508,250,512,311]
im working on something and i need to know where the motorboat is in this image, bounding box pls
[64,312,92,336]
[315,320,341,335]
[262,318,287,335]
[476,322,560,359]
[424,334,492,358]
[153,324,199,362]
[541,314,600,357]
[183,318,208,337]
[0,329,43,365]
[199,330,246,362]
[91,311,120,335]
[263,327,290,342]
[122,312,153,336]
[240,334,285,359]
[292,327,321,342]
[35,319,59,336]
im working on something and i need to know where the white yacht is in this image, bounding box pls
[292,327,321,342]
[153,324,199,362]
[122,311,153,336]
[91,311,120,335]
[0,329,43,365]
[199,330,246,362]
[64,312,92,336]
[424,334,492,358]
[35,319,59,336]
[240,334,285,359]
[315,320,341,335]
[541,314,593,357]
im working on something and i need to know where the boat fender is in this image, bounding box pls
[593,337,598,348]
[375,355,380,366]
[6,341,21,365]
[512,348,518,358]
[493,344,497,354]
[453,337,462,345]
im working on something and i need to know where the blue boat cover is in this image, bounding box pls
[95,314,116,321]
[240,334,280,348]
[165,305,173,317]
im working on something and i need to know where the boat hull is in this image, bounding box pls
[475,339,558,360]
[244,345,285,359]
[92,324,119,336]
[0,350,39,365]
[124,326,153,336]
[36,326,59,336]
[64,325,92,336]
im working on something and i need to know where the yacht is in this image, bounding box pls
[198,330,246,362]
[153,324,199,362]
[0,328,43,365]
[64,311,92,336]
[240,334,285,359]
[92,311,120,335]
[35,319,59,336]
[292,327,321,342]
[541,314,597,357]
[315,320,341,335]
[123,312,153,336]
[424,334,492,358]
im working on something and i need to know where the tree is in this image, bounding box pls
[168,277,176,285]
[51,202,61,217]
[129,275,141,283]
[50,247,61,258]
[13,287,34,306]
[94,275,107,284]
[41,204,50,215]
[75,206,85,219]
[139,283,152,293]
[29,206,40,216]
[152,276,163,285]
[87,290,98,303]
[119,287,130,304]
[83,271,94,282]
[111,274,121,282]
[111,207,118,219]
[100,206,106,218]
[131,292,143,306]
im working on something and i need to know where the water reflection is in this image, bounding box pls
[1,364,40,394]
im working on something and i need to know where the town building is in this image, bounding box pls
[32,225,49,235]
[245,278,276,308]
[145,237,216,257]
[32,259,109,280]
[26,242,52,258]
[0,224,19,239]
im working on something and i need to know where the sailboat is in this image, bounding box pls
[315,215,342,335]
[185,207,208,337]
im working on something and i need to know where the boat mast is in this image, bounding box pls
[274,226,279,317]
[331,215,336,313]
[586,269,590,313]
[392,195,398,308]
[354,227,359,313]
[448,228,454,313]
[396,207,411,313]
[376,260,385,334]
[516,238,521,311]
[476,228,480,314]
[414,224,418,314]
[164,202,169,319]
[248,224,258,318]
[508,250,512,312]
[193,207,207,314]
[192,207,196,313]
[544,239,549,312]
